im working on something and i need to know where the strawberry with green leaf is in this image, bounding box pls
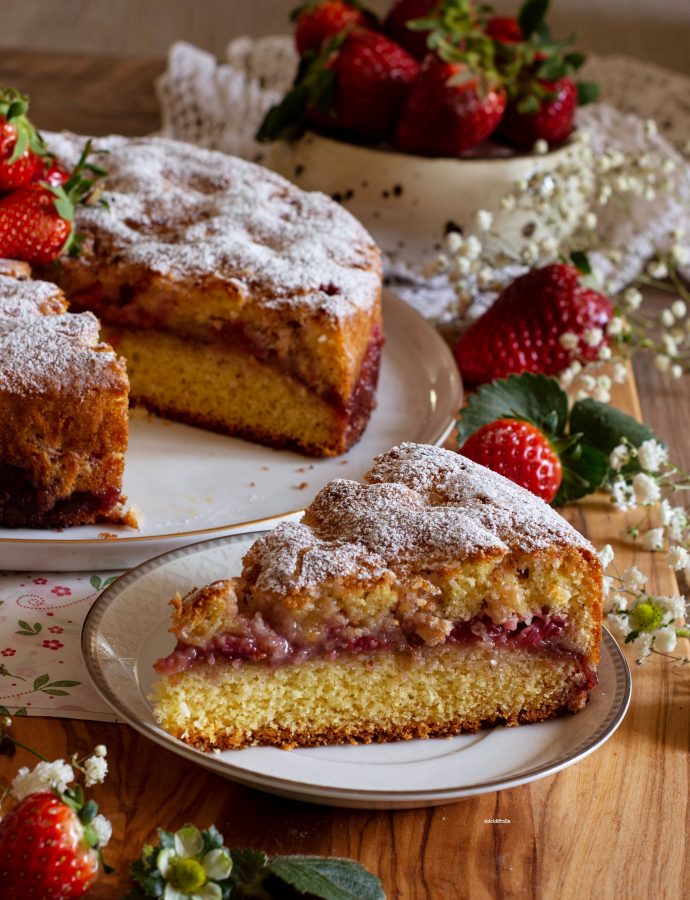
[457,372,659,505]
[382,0,441,59]
[0,138,106,264]
[292,0,372,56]
[393,0,507,156]
[493,0,599,147]
[0,88,47,192]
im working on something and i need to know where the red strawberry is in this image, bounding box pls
[382,0,440,59]
[0,88,46,192]
[485,15,523,44]
[308,29,420,141]
[0,792,100,899]
[454,264,613,385]
[293,1,369,56]
[500,76,577,147]
[460,418,562,502]
[0,183,74,264]
[394,55,506,155]
[33,155,71,187]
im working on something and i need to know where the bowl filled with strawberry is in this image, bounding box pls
[260,0,598,268]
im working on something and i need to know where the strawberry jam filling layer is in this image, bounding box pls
[154,609,594,683]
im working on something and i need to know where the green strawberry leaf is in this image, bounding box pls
[576,81,600,105]
[268,856,385,900]
[569,398,659,455]
[457,373,569,445]
[518,0,550,38]
[554,442,609,505]
[570,250,592,274]
[536,56,568,80]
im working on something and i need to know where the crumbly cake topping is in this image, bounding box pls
[244,443,595,596]
[45,132,381,321]
[0,276,126,394]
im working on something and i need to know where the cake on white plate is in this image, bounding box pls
[153,443,602,750]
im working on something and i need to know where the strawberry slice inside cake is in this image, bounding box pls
[153,443,602,750]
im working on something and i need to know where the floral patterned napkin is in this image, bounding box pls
[0,572,120,720]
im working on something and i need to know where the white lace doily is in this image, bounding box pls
[157,39,690,321]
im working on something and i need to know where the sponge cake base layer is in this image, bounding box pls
[106,326,381,457]
[153,644,593,750]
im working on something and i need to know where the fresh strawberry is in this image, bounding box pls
[382,0,440,59]
[0,88,46,192]
[454,264,613,384]
[500,75,577,147]
[32,155,71,187]
[485,15,523,44]
[292,1,369,56]
[459,417,562,502]
[0,791,100,899]
[394,55,506,155]
[0,139,105,264]
[258,28,419,143]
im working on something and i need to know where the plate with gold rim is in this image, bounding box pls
[82,532,632,809]
[0,291,461,571]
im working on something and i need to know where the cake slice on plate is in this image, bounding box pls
[153,443,602,750]
[0,271,129,527]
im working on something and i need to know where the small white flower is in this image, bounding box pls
[583,211,597,230]
[91,814,112,848]
[539,236,560,256]
[606,613,631,641]
[533,138,549,155]
[654,627,677,654]
[475,209,493,232]
[662,158,677,174]
[607,317,625,337]
[671,364,684,379]
[662,334,678,356]
[598,345,612,360]
[621,565,647,591]
[598,544,615,568]
[622,288,642,310]
[613,362,628,383]
[84,755,108,787]
[93,744,107,758]
[609,593,629,613]
[583,327,604,348]
[603,575,613,597]
[597,185,612,204]
[636,439,668,473]
[647,260,669,280]
[12,760,74,801]
[632,472,662,505]
[641,528,664,551]
[671,299,687,318]
[644,119,658,138]
[500,194,516,212]
[611,478,636,510]
[660,309,675,328]
[632,632,654,659]
[446,232,464,254]
[609,444,631,471]
[462,235,482,260]
[559,331,579,350]
[668,545,690,572]
[655,354,672,373]
[658,595,687,620]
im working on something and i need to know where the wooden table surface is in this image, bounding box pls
[1,51,689,899]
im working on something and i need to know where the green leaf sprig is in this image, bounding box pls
[457,372,659,506]
[127,825,385,900]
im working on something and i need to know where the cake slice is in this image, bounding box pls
[42,133,383,457]
[153,443,602,750]
[0,271,129,528]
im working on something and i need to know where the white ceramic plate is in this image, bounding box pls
[1,291,460,571]
[82,532,632,810]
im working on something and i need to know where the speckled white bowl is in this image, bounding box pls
[269,132,585,269]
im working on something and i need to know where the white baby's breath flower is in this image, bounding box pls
[665,507,688,541]
[647,260,669,280]
[598,345,613,360]
[583,211,597,230]
[611,478,636,510]
[500,194,516,211]
[12,760,74,801]
[606,613,631,641]
[583,327,604,348]
[644,119,658,138]
[91,814,113,848]
[671,364,684,379]
[636,439,668,473]
[658,595,687,620]
[84,755,108,787]
[660,309,675,328]
[609,593,629,613]
[622,287,642,310]
[671,299,687,318]
[613,362,628,383]
[668,545,690,572]
[446,232,464,254]
[559,332,579,350]
[655,354,672,373]
[609,444,631,471]
[475,209,493,232]
[607,317,625,337]
[462,235,482,260]
[641,527,665,551]
[632,472,662,505]
[621,566,647,591]
[632,632,654,659]
[598,544,615,568]
[533,138,549,155]
[654,627,677,654]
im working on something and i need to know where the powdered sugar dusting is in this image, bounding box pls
[44,132,381,322]
[0,275,127,394]
[243,443,594,596]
